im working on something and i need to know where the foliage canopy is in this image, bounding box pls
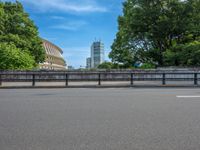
[0,43,35,70]
[109,0,200,68]
[0,1,45,70]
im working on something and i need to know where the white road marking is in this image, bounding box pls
[176,96,200,98]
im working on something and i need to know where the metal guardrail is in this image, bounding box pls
[0,72,199,87]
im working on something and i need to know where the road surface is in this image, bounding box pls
[0,88,200,150]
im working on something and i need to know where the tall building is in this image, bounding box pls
[86,57,91,69]
[91,41,104,68]
[40,39,67,70]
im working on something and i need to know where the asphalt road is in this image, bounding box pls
[0,88,200,150]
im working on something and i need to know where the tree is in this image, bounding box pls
[0,3,5,35]
[0,1,45,69]
[98,62,114,69]
[97,62,125,69]
[164,41,200,66]
[110,0,200,67]
[0,43,35,70]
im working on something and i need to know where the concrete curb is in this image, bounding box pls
[0,85,200,89]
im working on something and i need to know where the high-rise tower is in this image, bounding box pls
[91,41,104,68]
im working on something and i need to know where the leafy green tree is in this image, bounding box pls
[0,43,35,70]
[0,1,45,69]
[110,0,200,67]
[139,63,155,69]
[98,62,114,69]
[164,41,200,66]
[0,3,5,35]
[97,62,126,69]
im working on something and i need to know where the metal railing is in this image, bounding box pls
[0,71,199,87]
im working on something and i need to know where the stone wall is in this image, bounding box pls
[0,69,200,82]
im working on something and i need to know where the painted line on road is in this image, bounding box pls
[176,96,200,98]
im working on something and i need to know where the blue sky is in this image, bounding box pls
[3,0,124,68]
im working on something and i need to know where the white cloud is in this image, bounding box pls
[50,20,87,31]
[20,0,107,13]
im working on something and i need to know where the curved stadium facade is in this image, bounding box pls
[40,39,67,70]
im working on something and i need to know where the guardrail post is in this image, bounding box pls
[162,73,166,85]
[32,74,35,86]
[130,73,133,86]
[98,73,101,86]
[0,74,2,86]
[194,73,198,85]
[65,74,68,86]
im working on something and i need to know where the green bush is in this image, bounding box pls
[139,63,155,69]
